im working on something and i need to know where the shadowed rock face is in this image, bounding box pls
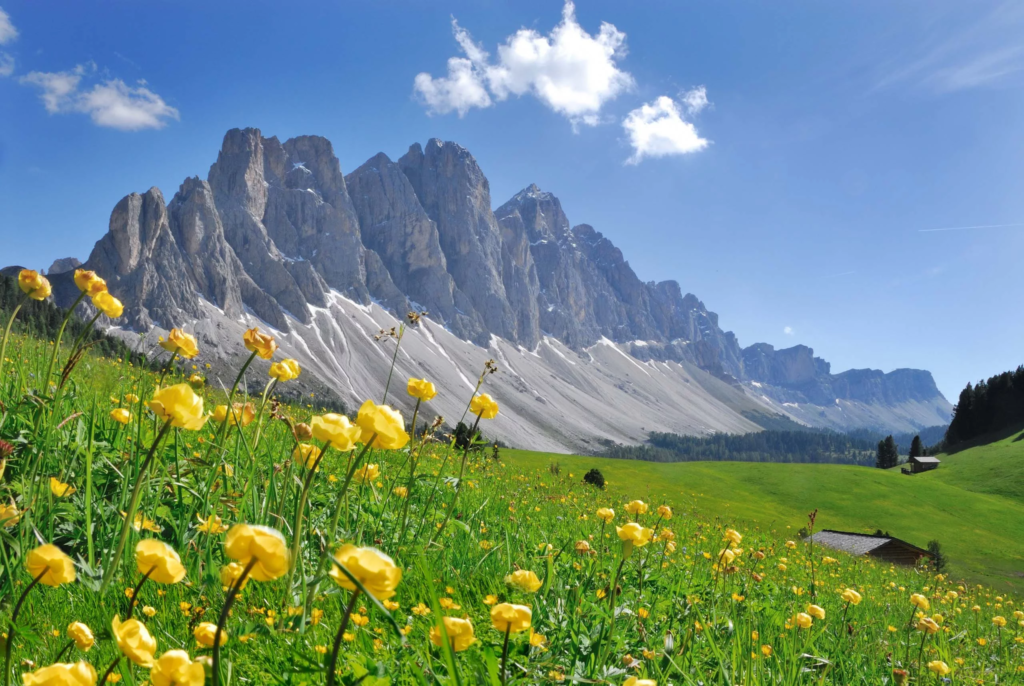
[47,126,951,442]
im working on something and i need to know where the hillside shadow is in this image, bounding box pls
[944,423,1024,455]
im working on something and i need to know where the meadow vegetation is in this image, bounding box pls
[0,268,1021,685]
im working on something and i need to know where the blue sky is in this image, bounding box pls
[1,1,1022,403]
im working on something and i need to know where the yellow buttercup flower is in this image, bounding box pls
[910,593,930,611]
[0,502,20,528]
[110,408,131,424]
[18,269,52,300]
[148,384,208,431]
[49,477,75,498]
[91,291,124,318]
[841,589,862,605]
[490,603,532,634]
[67,622,94,651]
[243,327,277,359]
[625,500,648,516]
[20,662,96,686]
[193,622,227,647]
[135,540,186,584]
[807,604,826,620]
[197,514,227,534]
[224,524,290,582]
[149,649,205,686]
[26,544,76,586]
[992,615,1007,627]
[794,612,813,629]
[656,505,672,520]
[407,377,438,401]
[430,616,476,652]
[469,393,499,419]
[73,269,107,296]
[616,522,653,547]
[596,508,615,523]
[310,413,360,451]
[122,511,161,533]
[220,562,249,591]
[927,661,950,677]
[292,443,322,470]
[354,463,380,484]
[724,529,743,546]
[916,618,940,634]
[212,402,254,427]
[112,615,157,667]
[394,486,409,498]
[159,328,200,359]
[269,358,301,382]
[356,400,409,450]
[505,569,543,593]
[623,679,657,686]
[329,545,402,600]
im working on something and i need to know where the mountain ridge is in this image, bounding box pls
[32,127,949,450]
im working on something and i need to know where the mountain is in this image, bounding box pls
[40,128,950,452]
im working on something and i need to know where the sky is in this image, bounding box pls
[1,0,1022,403]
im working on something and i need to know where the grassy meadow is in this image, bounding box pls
[0,270,1022,685]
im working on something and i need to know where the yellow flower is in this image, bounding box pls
[724,528,742,546]
[926,661,950,677]
[468,393,499,419]
[490,603,532,634]
[220,562,249,591]
[807,604,826,620]
[212,402,254,427]
[269,358,301,382]
[656,505,672,520]
[992,615,1007,627]
[149,649,206,686]
[623,678,657,686]
[49,477,75,498]
[529,630,547,648]
[407,377,438,401]
[20,662,96,686]
[354,463,380,484]
[430,616,476,652]
[761,644,773,657]
[0,502,19,528]
[910,593,930,611]
[505,569,543,593]
[26,544,76,586]
[112,615,157,667]
[575,540,592,555]
[121,511,161,533]
[73,268,107,296]
[188,373,204,388]
[243,327,277,359]
[110,408,131,425]
[841,589,862,605]
[310,413,360,451]
[142,606,156,618]
[916,617,940,634]
[135,540,186,584]
[383,600,400,611]
[292,443,322,470]
[159,328,200,359]
[483,594,498,606]
[329,545,402,600]
[67,622,94,651]
[394,486,409,498]
[411,603,431,616]
[91,291,124,318]
[625,500,648,516]
[148,384,208,431]
[596,508,615,523]
[718,548,736,565]
[794,612,813,629]
[196,514,227,534]
[356,400,409,449]
[193,622,227,647]
[223,524,290,582]
[616,522,653,547]
[785,540,797,549]
[18,270,51,300]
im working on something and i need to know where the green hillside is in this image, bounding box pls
[924,427,1024,504]
[506,444,1024,589]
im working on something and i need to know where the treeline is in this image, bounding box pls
[0,273,147,366]
[602,430,877,465]
[945,366,1024,446]
[845,425,947,455]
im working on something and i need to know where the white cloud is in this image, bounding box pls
[681,86,710,115]
[784,326,795,336]
[414,2,634,127]
[622,95,709,164]
[0,7,17,45]
[20,63,179,130]
[0,52,12,77]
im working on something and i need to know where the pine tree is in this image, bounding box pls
[882,435,899,468]
[909,435,923,459]
[876,439,887,469]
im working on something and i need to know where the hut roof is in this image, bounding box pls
[807,530,932,559]
[910,456,941,464]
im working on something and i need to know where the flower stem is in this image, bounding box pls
[42,291,86,394]
[3,570,46,686]
[499,624,512,686]
[0,297,26,395]
[380,325,405,404]
[428,413,482,546]
[125,566,156,620]
[284,441,331,599]
[212,557,258,686]
[326,589,361,686]
[52,639,75,663]
[99,657,121,685]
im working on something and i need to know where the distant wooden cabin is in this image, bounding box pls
[806,530,933,566]
[902,455,941,475]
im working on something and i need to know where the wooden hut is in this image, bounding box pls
[902,455,941,475]
[806,530,933,566]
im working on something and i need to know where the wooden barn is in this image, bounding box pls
[902,455,941,475]
[806,530,933,566]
